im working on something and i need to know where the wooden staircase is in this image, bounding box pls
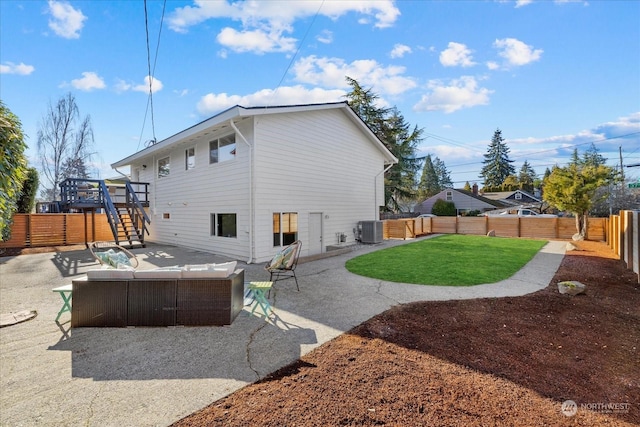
[59,178,150,248]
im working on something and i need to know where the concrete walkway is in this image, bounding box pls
[0,236,565,427]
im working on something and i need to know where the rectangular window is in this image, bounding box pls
[163,213,170,220]
[209,134,236,164]
[210,213,237,238]
[185,147,195,170]
[158,157,170,178]
[273,212,298,247]
[446,191,453,201]
[515,192,522,200]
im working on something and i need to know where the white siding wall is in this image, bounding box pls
[133,121,252,260]
[251,109,387,262]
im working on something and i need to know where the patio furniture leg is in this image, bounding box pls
[52,284,73,321]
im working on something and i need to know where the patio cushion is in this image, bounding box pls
[87,269,135,279]
[133,268,183,279]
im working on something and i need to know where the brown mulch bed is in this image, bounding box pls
[173,240,639,426]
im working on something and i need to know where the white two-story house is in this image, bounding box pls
[111,102,397,263]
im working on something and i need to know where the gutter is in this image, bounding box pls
[229,119,254,264]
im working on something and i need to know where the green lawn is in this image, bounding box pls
[345,234,547,286]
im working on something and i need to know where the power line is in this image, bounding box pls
[270,0,325,105]
[137,0,166,151]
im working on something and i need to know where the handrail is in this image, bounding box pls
[125,181,151,239]
[98,181,121,241]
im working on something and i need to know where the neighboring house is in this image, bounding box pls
[415,186,507,215]
[481,189,542,207]
[111,102,398,263]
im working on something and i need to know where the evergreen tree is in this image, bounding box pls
[380,107,423,212]
[479,128,515,188]
[418,154,440,200]
[518,160,536,192]
[17,167,39,213]
[346,77,423,213]
[582,143,606,167]
[433,157,453,189]
[463,181,472,191]
[544,162,618,238]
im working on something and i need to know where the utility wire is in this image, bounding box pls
[270,0,325,105]
[137,0,166,151]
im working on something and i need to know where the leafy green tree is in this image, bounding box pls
[479,128,515,189]
[518,160,536,192]
[0,101,28,240]
[463,181,471,191]
[501,175,519,191]
[17,167,39,213]
[543,163,618,238]
[37,92,95,200]
[431,198,456,216]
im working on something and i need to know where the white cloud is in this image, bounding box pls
[440,42,476,67]
[316,29,333,44]
[390,44,412,59]
[414,76,493,113]
[168,1,399,53]
[70,72,105,91]
[216,26,297,54]
[493,38,543,67]
[292,55,416,96]
[47,0,86,39]
[0,62,35,75]
[196,85,345,116]
[115,76,163,94]
[515,0,534,7]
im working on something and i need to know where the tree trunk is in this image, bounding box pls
[573,212,588,241]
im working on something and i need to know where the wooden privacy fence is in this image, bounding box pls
[384,216,607,242]
[0,213,114,248]
[608,210,639,282]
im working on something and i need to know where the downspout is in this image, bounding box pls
[230,119,254,264]
[375,164,394,219]
[114,167,129,179]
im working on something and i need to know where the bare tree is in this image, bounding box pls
[37,93,95,200]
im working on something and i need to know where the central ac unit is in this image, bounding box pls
[358,220,383,244]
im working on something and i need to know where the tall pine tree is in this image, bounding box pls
[518,160,536,192]
[479,128,515,189]
[345,77,423,212]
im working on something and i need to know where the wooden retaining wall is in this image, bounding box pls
[0,213,113,248]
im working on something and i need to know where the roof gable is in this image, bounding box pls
[111,102,397,168]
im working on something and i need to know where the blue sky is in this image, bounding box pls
[1,0,639,190]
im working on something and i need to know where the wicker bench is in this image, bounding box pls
[71,270,244,327]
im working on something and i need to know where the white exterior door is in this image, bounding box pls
[308,213,323,256]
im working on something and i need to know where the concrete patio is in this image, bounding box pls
[0,237,565,426]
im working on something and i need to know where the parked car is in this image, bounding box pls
[485,209,557,218]
[417,214,437,218]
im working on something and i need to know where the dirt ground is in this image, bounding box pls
[172,240,639,426]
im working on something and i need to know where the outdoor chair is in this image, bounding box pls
[88,241,139,269]
[265,240,302,292]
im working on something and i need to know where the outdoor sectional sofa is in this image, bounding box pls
[71,262,244,327]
